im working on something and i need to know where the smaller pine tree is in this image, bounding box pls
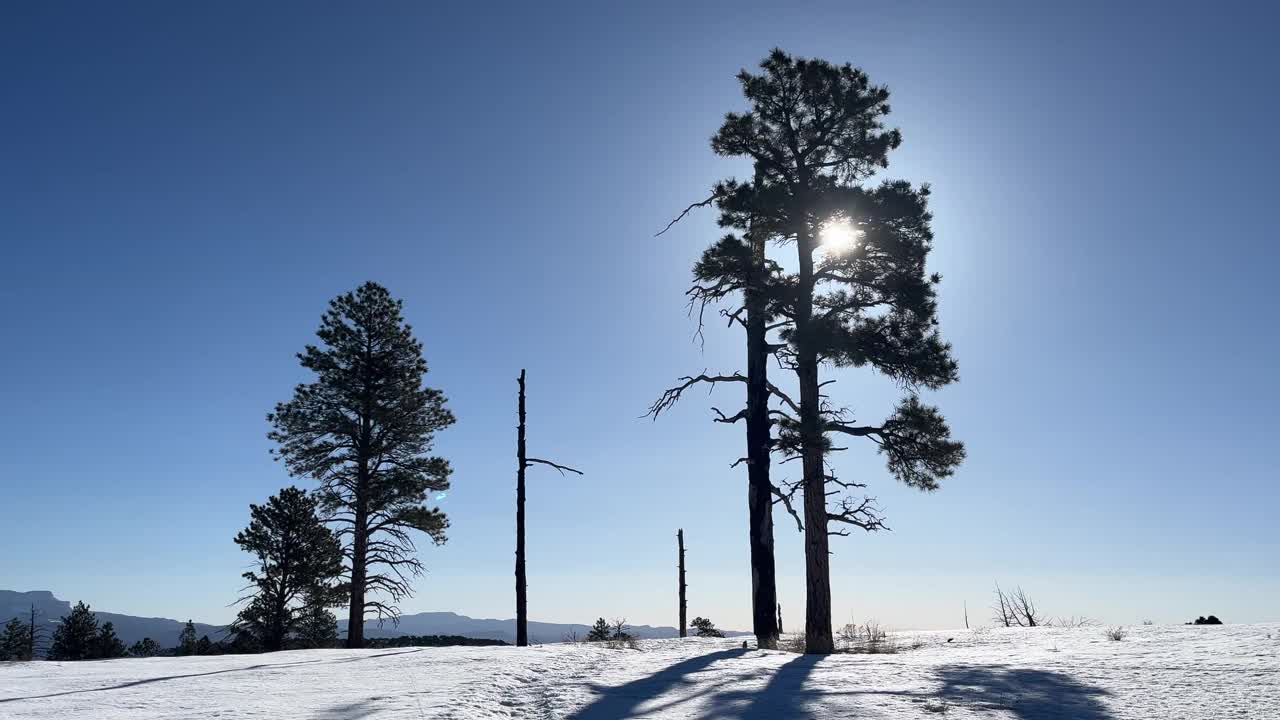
[95,622,127,659]
[691,617,724,638]
[49,601,99,661]
[586,618,612,642]
[293,591,338,649]
[195,635,213,655]
[1,618,27,660]
[178,620,199,656]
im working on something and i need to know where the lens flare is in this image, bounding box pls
[819,218,860,254]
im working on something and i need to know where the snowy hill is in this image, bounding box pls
[2,623,1275,718]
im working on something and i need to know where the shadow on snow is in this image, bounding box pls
[934,664,1113,720]
[0,648,424,704]
[568,649,1114,720]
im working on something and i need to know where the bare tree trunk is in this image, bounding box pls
[777,603,783,635]
[516,370,529,647]
[347,509,366,648]
[677,528,687,638]
[512,370,580,649]
[745,220,779,650]
[796,216,834,655]
[26,605,38,660]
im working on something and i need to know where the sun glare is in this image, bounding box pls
[819,218,860,254]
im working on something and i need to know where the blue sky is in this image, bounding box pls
[2,1,1276,631]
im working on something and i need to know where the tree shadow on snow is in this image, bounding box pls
[311,699,379,719]
[567,648,751,719]
[701,653,823,719]
[0,648,424,704]
[567,651,1115,720]
[935,665,1113,720]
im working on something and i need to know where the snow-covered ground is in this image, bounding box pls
[2,623,1276,718]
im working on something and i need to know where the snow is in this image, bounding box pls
[2,624,1276,719]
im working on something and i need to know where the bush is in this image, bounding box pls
[779,635,807,653]
[837,620,899,654]
[1104,627,1127,641]
[1192,615,1223,625]
[602,636,641,650]
[583,617,638,648]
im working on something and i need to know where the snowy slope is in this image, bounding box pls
[2,623,1276,719]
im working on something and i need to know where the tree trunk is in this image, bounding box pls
[745,220,779,650]
[677,528,687,638]
[796,217,834,655]
[516,370,529,647]
[27,605,37,660]
[347,494,367,649]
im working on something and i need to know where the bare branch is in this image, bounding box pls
[655,192,719,237]
[711,407,749,424]
[771,478,805,533]
[525,457,584,476]
[645,372,747,418]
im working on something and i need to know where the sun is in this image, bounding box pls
[819,217,860,254]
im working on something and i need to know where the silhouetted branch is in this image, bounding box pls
[827,495,889,534]
[525,458,583,476]
[645,372,747,418]
[655,192,719,237]
[712,407,749,424]
[771,478,805,532]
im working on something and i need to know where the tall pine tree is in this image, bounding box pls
[270,282,455,647]
[231,486,344,652]
[700,50,964,653]
[649,183,784,649]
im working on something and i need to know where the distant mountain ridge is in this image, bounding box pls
[342,611,747,644]
[1,590,746,648]
[1,590,224,649]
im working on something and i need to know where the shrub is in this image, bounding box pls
[1052,616,1095,628]
[583,617,638,648]
[1104,627,1127,641]
[779,634,807,653]
[836,620,899,654]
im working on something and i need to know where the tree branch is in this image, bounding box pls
[525,458,584,475]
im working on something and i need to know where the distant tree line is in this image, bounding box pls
[364,635,508,649]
